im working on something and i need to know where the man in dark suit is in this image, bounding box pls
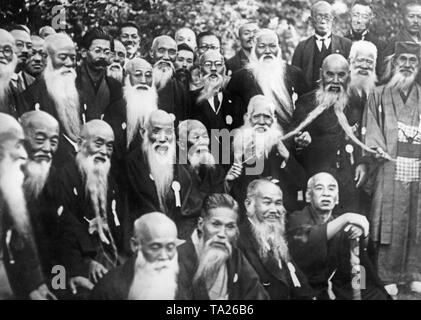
[238,179,314,300]
[226,21,259,74]
[344,0,386,77]
[292,1,352,90]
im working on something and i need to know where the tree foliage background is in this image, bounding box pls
[0,0,414,61]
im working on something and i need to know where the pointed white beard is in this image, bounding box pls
[248,55,293,126]
[193,236,232,289]
[44,58,81,141]
[128,250,179,300]
[142,138,175,212]
[0,154,30,237]
[0,55,17,108]
[249,217,290,263]
[124,77,158,148]
[76,151,110,220]
[23,160,51,201]
[349,67,377,97]
[196,74,224,104]
[106,63,124,82]
[188,148,216,170]
[315,87,349,112]
[153,61,174,91]
[387,70,417,92]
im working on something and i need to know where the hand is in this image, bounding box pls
[29,284,57,300]
[226,163,243,181]
[354,163,367,188]
[294,131,311,149]
[374,147,388,160]
[276,140,290,161]
[343,213,369,237]
[69,276,94,295]
[344,224,364,240]
[89,260,108,284]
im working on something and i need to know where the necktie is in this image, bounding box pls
[213,94,220,113]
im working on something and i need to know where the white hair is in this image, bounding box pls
[349,40,378,63]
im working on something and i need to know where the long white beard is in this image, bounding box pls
[153,60,174,91]
[248,54,293,127]
[349,67,377,97]
[249,217,290,263]
[142,138,175,213]
[0,154,30,237]
[76,151,110,220]
[106,63,124,83]
[387,70,417,92]
[124,77,158,148]
[127,250,179,300]
[196,74,224,104]
[188,147,216,170]
[315,87,349,112]
[0,55,17,108]
[44,58,81,141]
[233,121,283,162]
[193,236,232,289]
[23,160,51,201]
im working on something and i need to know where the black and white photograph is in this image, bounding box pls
[1,0,421,305]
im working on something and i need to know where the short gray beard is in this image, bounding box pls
[193,236,232,289]
[387,70,417,92]
[0,55,17,109]
[142,138,175,213]
[188,148,216,170]
[23,160,51,201]
[153,60,174,91]
[249,216,290,263]
[106,63,124,83]
[349,66,377,97]
[44,57,81,141]
[247,52,293,127]
[124,77,158,148]
[76,150,110,221]
[0,154,30,237]
[196,73,224,104]
[127,250,179,300]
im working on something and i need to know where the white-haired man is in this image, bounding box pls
[54,120,129,299]
[227,28,309,130]
[363,41,421,296]
[292,1,352,90]
[149,35,190,124]
[230,95,307,215]
[22,33,82,168]
[178,193,269,299]
[91,212,191,299]
[175,27,197,51]
[106,39,126,83]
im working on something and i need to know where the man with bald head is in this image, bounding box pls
[0,113,56,300]
[39,26,56,39]
[149,35,190,123]
[292,54,368,214]
[0,28,21,117]
[226,21,259,73]
[54,120,129,298]
[227,28,308,131]
[175,27,197,51]
[106,39,126,83]
[190,50,244,138]
[287,173,389,300]
[22,32,82,168]
[292,1,352,90]
[91,212,191,299]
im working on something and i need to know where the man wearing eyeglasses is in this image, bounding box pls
[8,25,32,73]
[292,1,352,90]
[77,27,123,122]
[197,31,221,57]
[344,0,386,78]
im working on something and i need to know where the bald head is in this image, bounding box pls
[78,120,114,162]
[126,57,153,88]
[80,119,114,141]
[0,113,26,161]
[20,110,59,135]
[177,119,208,150]
[44,33,74,56]
[0,28,16,50]
[0,29,16,67]
[39,26,56,39]
[0,113,23,142]
[147,110,175,131]
[150,35,177,64]
[175,27,197,51]
[321,54,350,92]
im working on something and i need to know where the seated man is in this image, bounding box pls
[238,179,314,300]
[91,212,190,300]
[54,120,129,298]
[178,193,269,300]
[287,172,390,300]
[230,95,308,214]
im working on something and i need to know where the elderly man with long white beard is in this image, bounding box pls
[292,54,368,215]
[22,33,82,168]
[149,35,190,124]
[230,95,307,216]
[0,113,56,300]
[91,212,191,299]
[54,120,129,299]
[238,179,314,300]
[363,42,421,297]
[227,28,309,130]
[178,193,269,299]
[0,29,23,118]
